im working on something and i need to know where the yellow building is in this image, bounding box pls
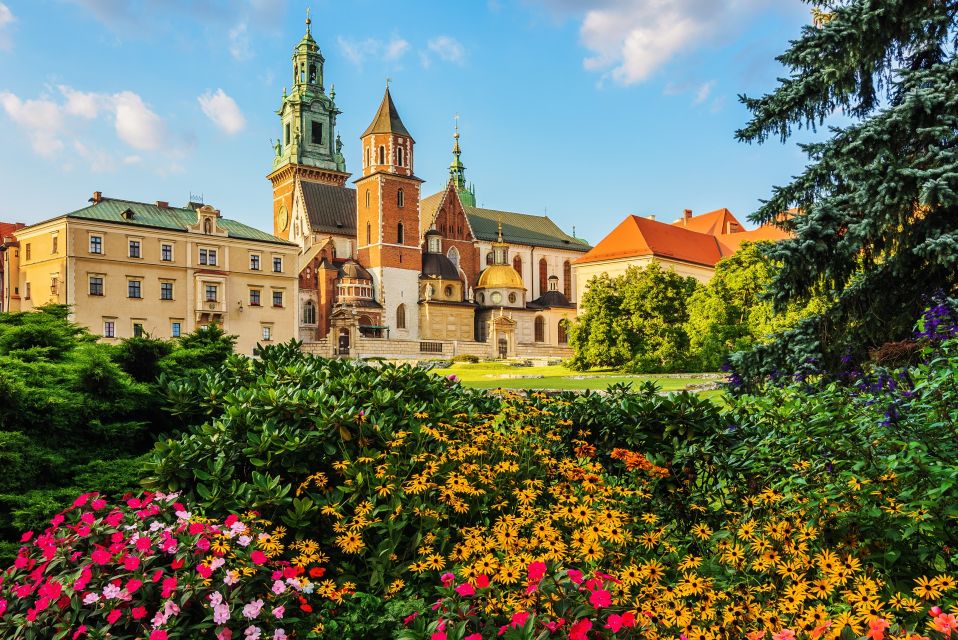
[4,193,298,355]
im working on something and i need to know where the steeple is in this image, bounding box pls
[448,116,476,207]
[492,215,509,264]
[360,87,416,178]
[362,87,413,139]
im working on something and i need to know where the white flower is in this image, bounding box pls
[83,593,100,605]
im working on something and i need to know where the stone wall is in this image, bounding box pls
[299,337,572,361]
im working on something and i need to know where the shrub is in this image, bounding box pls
[451,354,479,364]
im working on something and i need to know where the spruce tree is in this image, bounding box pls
[734,0,958,379]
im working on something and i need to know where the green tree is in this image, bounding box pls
[734,0,958,378]
[686,242,823,370]
[569,262,699,372]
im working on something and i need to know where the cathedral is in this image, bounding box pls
[268,17,589,359]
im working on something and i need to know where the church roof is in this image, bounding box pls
[528,290,575,309]
[575,215,724,267]
[421,253,461,280]
[59,197,293,245]
[464,206,590,252]
[362,88,412,139]
[477,264,525,289]
[716,224,791,255]
[300,181,357,236]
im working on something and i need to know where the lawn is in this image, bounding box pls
[430,361,722,392]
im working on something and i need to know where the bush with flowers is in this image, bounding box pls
[0,490,332,639]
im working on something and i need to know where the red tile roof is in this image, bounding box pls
[575,215,724,267]
[672,208,743,235]
[0,222,25,240]
[716,224,791,256]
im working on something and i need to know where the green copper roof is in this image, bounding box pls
[63,198,295,245]
[362,88,412,139]
[465,206,591,252]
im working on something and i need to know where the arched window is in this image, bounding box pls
[365,189,370,208]
[534,316,545,343]
[397,222,404,244]
[397,188,404,208]
[447,246,460,267]
[378,145,385,165]
[396,303,406,329]
[558,320,568,344]
[563,260,572,298]
[366,222,371,245]
[303,300,317,325]
[486,252,494,266]
[364,147,369,168]
[309,64,317,83]
[299,64,305,83]
[538,258,548,296]
[513,255,522,275]
[397,146,404,167]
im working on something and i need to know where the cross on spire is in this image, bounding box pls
[305,7,311,33]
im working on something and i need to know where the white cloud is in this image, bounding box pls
[426,36,465,65]
[0,2,15,51]
[0,92,65,155]
[693,80,715,105]
[113,91,165,150]
[534,0,776,85]
[229,22,252,61]
[198,89,246,135]
[337,35,410,67]
[59,85,103,118]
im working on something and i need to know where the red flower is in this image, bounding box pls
[72,625,87,639]
[171,558,184,570]
[250,550,267,565]
[149,631,168,640]
[91,498,107,510]
[123,555,140,571]
[475,575,490,589]
[91,548,111,565]
[131,606,147,620]
[20,531,33,543]
[455,583,476,597]
[567,569,584,585]
[189,522,205,535]
[570,618,592,640]
[589,589,611,609]
[309,567,326,578]
[404,612,418,626]
[527,561,547,583]
[160,577,177,598]
[125,578,142,594]
[73,494,90,508]
[106,609,122,624]
[300,603,313,613]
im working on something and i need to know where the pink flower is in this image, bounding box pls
[123,555,140,571]
[250,551,267,565]
[404,612,418,626]
[431,633,447,640]
[440,572,456,586]
[214,603,231,624]
[272,605,285,619]
[271,580,286,595]
[527,561,547,583]
[197,564,213,579]
[73,494,90,508]
[72,625,87,639]
[771,631,796,640]
[589,589,611,609]
[544,618,565,632]
[91,498,107,510]
[605,614,623,632]
[149,631,168,640]
[0,598,6,618]
[465,635,482,640]
[455,583,476,597]
[567,569,584,585]
[510,611,530,629]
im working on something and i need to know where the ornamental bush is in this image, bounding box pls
[0,491,320,639]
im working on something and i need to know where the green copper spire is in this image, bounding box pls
[449,117,476,207]
[271,9,346,175]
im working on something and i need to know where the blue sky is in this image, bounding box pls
[0,0,815,244]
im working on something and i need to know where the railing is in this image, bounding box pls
[420,341,444,354]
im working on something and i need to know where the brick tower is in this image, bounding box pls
[267,11,349,241]
[355,87,423,339]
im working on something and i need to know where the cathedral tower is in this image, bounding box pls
[267,11,349,240]
[355,87,423,339]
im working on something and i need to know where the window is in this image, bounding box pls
[538,258,548,295]
[262,325,272,341]
[396,303,406,329]
[50,275,59,296]
[25,243,30,260]
[534,316,545,343]
[250,254,261,270]
[161,244,173,261]
[397,222,404,244]
[397,146,404,167]
[208,249,217,266]
[364,147,370,168]
[365,190,370,208]
[199,249,207,265]
[200,249,218,266]
[366,222,371,245]
[486,252,493,266]
[205,284,218,302]
[249,289,261,306]
[103,320,115,338]
[160,282,173,300]
[285,122,290,146]
[272,256,283,273]
[133,323,144,338]
[89,276,104,296]
[563,260,572,298]
[508,292,517,304]
[24,282,30,299]
[90,236,103,254]
[52,236,58,254]
[476,292,484,304]
[303,300,317,325]
[513,255,522,274]
[558,320,568,344]
[397,188,404,208]
[447,246,460,267]
[378,145,385,164]
[171,322,182,338]
[444,285,454,298]
[272,290,283,307]
[128,280,142,299]
[129,240,141,258]
[311,120,323,144]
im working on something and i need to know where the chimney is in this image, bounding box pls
[725,221,732,234]
[156,201,169,209]
[91,191,102,204]
[648,214,656,222]
[683,209,692,226]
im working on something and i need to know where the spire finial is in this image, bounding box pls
[497,214,504,244]
[305,7,311,33]
[454,113,460,139]
[386,77,392,89]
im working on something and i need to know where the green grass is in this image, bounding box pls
[431,362,721,393]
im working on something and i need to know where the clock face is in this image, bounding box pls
[278,205,289,232]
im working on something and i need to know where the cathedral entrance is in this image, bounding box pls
[498,337,508,359]
[338,328,350,355]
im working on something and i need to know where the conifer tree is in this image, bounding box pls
[734,0,958,378]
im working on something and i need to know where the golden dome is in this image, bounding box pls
[477,264,524,289]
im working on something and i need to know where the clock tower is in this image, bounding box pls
[267,11,349,241]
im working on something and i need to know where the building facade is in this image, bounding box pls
[3,195,298,355]
[269,18,590,359]
[0,222,25,313]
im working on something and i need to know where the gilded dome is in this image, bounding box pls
[477,264,524,289]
